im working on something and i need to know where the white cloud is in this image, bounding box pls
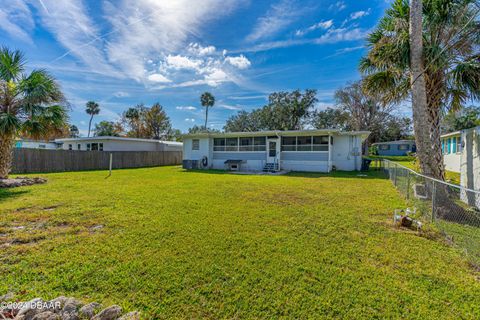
[314,28,368,45]
[295,20,333,36]
[329,1,346,12]
[350,9,371,20]
[164,55,202,71]
[225,55,251,69]
[188,43,216,56]
[147,73,172,83]
[0,0,35,44]
[246,0,302,42]
[113,91,130,98]
[185,118,196,122]
[176,106,197,111]
[218,104,243,110]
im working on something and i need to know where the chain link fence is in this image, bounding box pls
[379,159,480,266]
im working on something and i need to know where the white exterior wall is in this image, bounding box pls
[59,139,182,152]
[183,134,365,172]
[17,141,59,149]
[460,128,480,193]
[444,153,461,172]
[331,135,362,171]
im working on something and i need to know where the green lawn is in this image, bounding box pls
[368,155,461,185]
[1,167,479,319]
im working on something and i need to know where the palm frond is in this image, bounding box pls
[0,47,25,82]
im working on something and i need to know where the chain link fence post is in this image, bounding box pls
[393,164,397,186]
[431,180,437,223]
[406,171,410,200]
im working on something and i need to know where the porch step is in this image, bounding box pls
[263,162,279,172]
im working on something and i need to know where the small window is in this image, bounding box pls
[87,144,91,151]
[240,137,253,151]
[398,144,409,151]
[77,144,81,150]
[456,137,462,153]
[281,137,296,151]
[192,139,200,151]
[99,143,104,151]
[379,144,390,150]
[226,138,238,151]
[91,143,99,151]
[447,138,451,154]
[68,144,73,150]
[253,137,266,151]
[39,144,46,149]
[213,138,225,152]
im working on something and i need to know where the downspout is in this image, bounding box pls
[328,132,332,172]
[275,130,281,171]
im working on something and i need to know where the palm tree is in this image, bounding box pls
[86,101,100,137]
[0,47,67,179]
[200,92,215,129]
[360,0,480,180]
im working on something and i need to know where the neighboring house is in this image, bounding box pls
[15,139,60,149]
[55,136,183,152]
[441,131,462,172]
[372,140,416,156]
[460,126,480,206]
[182,129,370,172]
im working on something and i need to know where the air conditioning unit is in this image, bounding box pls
[182,160,199,169]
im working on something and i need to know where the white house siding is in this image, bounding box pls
[460,128,480,207]
[183,132,367,173]
[16,141,58,149]
[444,153,461,172]
[58,139,182,152]
[331,135,362,171]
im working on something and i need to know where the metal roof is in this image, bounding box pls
[55,136,183,145]
[183,129,370,139]
[372,140,415,145]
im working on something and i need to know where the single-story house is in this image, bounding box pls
[55,136,183,152]
[15,139,59,150]
[182,129,370,172]
[372,140,416,156]
[441,131,462,172]
[459,126,480,206]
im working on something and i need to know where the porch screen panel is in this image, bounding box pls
[254,137,266,151]
[281,137,296,151]
[240,137,253,151]
[313,136,328,151]
[226,138,238,151]
[214,138,226,151]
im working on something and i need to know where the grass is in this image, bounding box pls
[1,166,479,319]
[368,155,461,185]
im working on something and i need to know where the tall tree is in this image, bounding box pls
[0,47,67,178]
[85,101,100,138]
[224,90,318,132]
[442,106,480,132]
[360,0,480,180]
[200,92,215,129]
[94,121,123,137]
[69,125,79,138]
[143,103,171,140]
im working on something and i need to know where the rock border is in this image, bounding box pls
[0,177,47,189]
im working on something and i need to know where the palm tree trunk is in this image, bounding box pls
[409,0,438,179]
[0,135,14,179]
[204,107,209,129]
[88,115,93,137]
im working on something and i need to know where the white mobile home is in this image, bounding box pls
[182,129,370,172]
[55,136,183,152]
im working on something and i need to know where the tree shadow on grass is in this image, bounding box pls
[0,188,29,202]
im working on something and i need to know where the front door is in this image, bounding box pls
[267,138,280,164]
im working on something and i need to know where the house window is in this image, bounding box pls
[68,144,73,150]
[452,138,457,153]
[240,137,253,151]
[398,144,409,151]
[39,144,46,149]
[91,143,99,151]
[87,144,91,151]
[379,144,390,150]
[192,139,200,151]
[442,139,445,154]
[77,144,81,150]
[313,136,328,151]
[456,137,462,153]
[297,136,312,151]
[99,143,104,151]
[281,137,296,151]
[447,138,451,154]
[253,137,266,151]
[213,138,225,151]
[225,138,238,151]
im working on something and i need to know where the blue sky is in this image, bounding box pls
[1,0,395,135]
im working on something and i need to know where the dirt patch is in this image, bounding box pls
[0,177,46,188]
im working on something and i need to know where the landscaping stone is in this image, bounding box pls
[91,305,122,320]
[0,297,136,320]
[0,177,46,188]
[79,303,101,319]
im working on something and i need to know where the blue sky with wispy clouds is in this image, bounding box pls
[1,0,396,135]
